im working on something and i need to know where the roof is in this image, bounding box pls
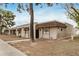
[10,24,29,30]
[36,21,67,29]
[16,24,29,28]
[9,21,67,30]
[9,22,38,30]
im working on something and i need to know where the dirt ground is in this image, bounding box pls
[1,35,79,56]
[9,38,79,56]
[0,35,24,41]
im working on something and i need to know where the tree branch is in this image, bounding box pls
[71,7,79,15]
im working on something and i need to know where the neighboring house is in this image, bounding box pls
[73,27,79,36]
[5,21,74,40]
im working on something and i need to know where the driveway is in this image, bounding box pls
[0,39,26,56]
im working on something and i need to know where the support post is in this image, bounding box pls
[8,30,10,35]
[34,23,36,40]
[16,29,18,36]
[21,28,25,38]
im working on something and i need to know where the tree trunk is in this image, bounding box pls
[29,3,35,42]
[0,15,2,34]
[0,27,3,34]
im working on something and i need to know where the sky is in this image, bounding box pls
[0,3,78,27]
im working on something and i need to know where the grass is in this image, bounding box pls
[9,38,79,56]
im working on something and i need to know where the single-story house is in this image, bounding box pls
[73,27,79,36]
[5,21,74,40]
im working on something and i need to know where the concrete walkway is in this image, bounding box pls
[7,39,30,44]
[0,39,26,56]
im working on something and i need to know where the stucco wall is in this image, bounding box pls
[21,28,25,38]
[57,28,66,38]
[15,23,36,39]
[42,28,50,39]
[74,28,79,36]
[16,29,19,36]
[39,29,43,39]
[9,22,73,40]
[65,24,73,37]
[57,24,73,39]
[25,30,29,38]
[39,28,58,39]
[39,26,73,40]
[50,28,58,39]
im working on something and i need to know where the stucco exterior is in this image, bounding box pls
[7,23,37,39]
[37,21,74,40]
[5,21,74,40]
[39,28,58,39]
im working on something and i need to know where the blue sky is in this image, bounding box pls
[0,3,78,27]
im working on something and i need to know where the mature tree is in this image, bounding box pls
[0,8,15,34]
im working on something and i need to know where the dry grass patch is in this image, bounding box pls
[9,39,79,56]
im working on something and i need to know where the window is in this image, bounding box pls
[45,29,48,32]
[44,28,49,34]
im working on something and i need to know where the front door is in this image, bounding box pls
[36,29,39,38]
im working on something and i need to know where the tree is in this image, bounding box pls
[29,3,34,42]
[0,8,15,34]
[63,3,79,27]
[67,9,79,26]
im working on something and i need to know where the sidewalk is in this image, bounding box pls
[0,39,26,56]
[7,39,30,44]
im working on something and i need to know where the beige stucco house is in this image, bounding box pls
[36,21,73,40]
[5,21,74,40]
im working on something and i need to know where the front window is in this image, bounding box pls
[44,28,49,34]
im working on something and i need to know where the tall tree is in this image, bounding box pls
[0,8,15,34]
[29,3,34,42]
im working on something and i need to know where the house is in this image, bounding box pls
[73,27,79,36]
[5,20,74,40]
[36,21,73,40]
